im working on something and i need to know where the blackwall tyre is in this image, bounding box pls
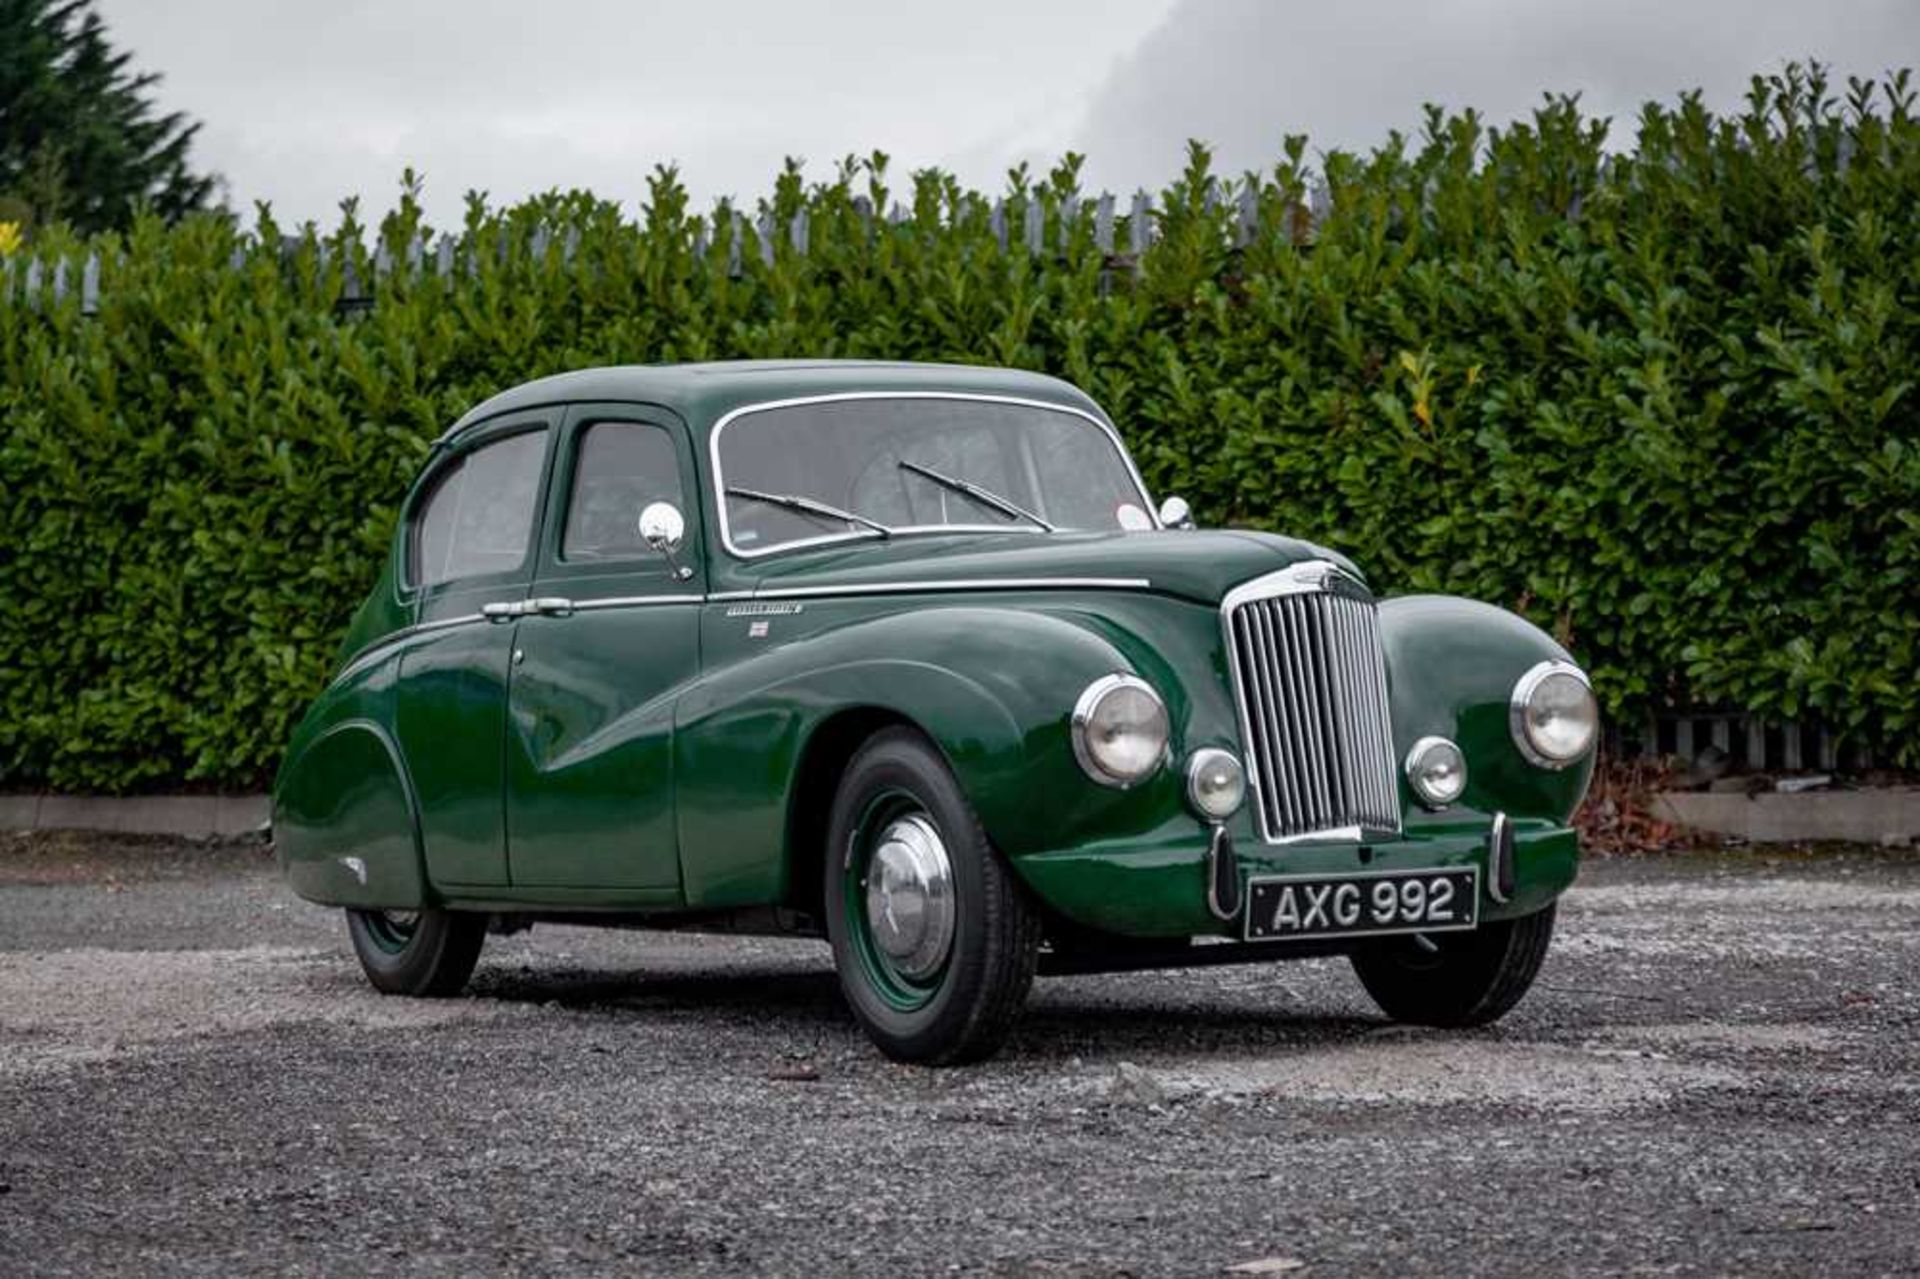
[824,727,1042,1065]
[1350,903,1556,1028]
[346,906,488,997]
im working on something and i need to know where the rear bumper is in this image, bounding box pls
[1012,818,1578,940]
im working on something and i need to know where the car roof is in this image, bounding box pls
[436,360,1107,447]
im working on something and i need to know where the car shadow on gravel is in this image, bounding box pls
[463,959,1386,1063]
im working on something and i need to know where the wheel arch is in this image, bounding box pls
[782,706,929,920]
[274,716,430,909]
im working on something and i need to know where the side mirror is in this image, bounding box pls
[1158,495,1195,530]
[638,501,693,580]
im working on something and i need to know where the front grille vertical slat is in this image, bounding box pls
[1283,599,1332,826]
[1327,597,1360,815]
[1251,606,1297,833]
[1227,574,1400,842]
[1340,597,1382,826]
[1365,613,1399,826]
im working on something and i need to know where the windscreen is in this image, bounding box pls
[715,397,1152,555]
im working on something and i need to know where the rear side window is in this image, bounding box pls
[409,430,548,588]
[562,421,684,562]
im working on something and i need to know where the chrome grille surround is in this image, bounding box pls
[1222,561,1402,843]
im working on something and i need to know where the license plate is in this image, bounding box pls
[1244,867,1480,942]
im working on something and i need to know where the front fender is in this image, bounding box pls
[673,602,1184,908]
[1380,595,1595,826]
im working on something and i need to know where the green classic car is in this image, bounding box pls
[275,360,1598,1064]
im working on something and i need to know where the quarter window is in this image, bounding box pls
[562,422,685,562]
[409,429,548,588]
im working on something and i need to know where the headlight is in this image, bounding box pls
[1071,674,1169,787]
[1185,748,1245,820]
[1510,660,1598,768]
[1404,735,1467,808]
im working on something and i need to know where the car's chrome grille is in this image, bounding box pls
[1226,577,1401,840]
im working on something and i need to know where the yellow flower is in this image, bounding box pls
[0,222,22,257]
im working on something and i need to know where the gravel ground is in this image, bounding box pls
[2,831,1918,1276]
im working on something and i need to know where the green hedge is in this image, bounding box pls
[3,63,1916,791]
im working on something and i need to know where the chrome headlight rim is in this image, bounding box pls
[1071,673,1169,789]
[1509,659,1598,770]
[1403,734,1468,808]
[1184,746,1246,821]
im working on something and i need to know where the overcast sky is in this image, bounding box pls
[96,0,1920,230]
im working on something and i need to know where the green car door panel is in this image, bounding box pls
[505,595,697,890]
[502,404,704,891]
[276,363,1598,972]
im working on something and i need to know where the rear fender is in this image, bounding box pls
[272,658,427,909]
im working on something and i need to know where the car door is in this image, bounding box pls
[392,415,555,888]
[503,404,702,892]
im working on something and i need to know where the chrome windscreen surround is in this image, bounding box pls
[1221,561,1402,844]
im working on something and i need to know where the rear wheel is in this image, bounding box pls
[824,728,1041,1065]
[346,907,487,997]
[1350,904,1555,1027]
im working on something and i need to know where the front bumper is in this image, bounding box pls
[1012,816,1578,940]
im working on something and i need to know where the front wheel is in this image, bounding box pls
[824,728,1042,1065]
[1349,903,1556,1028]
[346,907,487,997]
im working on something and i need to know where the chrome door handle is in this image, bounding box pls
[481,597,574,621]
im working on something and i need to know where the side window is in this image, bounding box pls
[409,429,548,588]
[561,421,684,562]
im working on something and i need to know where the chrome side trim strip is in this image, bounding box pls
[569,594,702,612]
[333,612,485,684]
[330,575,1148,690]
[707,391,1161,562]
[416,611,486,633]
[742,576,1152,601]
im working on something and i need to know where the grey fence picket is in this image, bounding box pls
[790,208,809,255]
[989,200,1007,250]
[728,211,747,276]
[757,212,775,266]
[1129,192,1152,259]
[435,234,455,278]
[1236,186,1259,247]
[1059,195,1080,251]
[1094,194,1115,252]
[1023,200,1044,255]
[51,258,68,305]
[81,253,99,314]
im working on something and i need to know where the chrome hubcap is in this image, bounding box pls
[863,814,955,980]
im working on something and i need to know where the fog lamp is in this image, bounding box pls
[1185,748,1245,820]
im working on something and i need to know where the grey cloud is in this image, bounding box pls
[1064,0,1920,191]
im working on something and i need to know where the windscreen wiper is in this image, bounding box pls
[897,460,1055,531]
[726,486,893,538]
